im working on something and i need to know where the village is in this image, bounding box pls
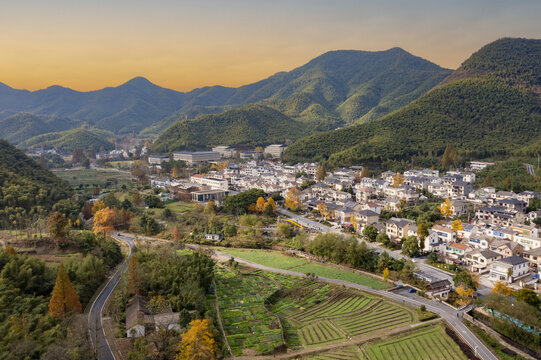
[145,145,541,295]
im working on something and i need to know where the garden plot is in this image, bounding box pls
[298,321,346,346]
[360,324,468,360]
[333,301,414,337]
[306,345,364,360]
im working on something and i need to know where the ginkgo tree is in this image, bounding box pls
[439,198,453,219]
[176,319,217,360]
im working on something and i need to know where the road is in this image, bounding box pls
[195,244,497,360]
[88,233,135,360]
[525,163,535,176]
[277,208,456,280]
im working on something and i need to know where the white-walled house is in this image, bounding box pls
[489,256,530,283]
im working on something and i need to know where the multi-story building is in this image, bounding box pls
[212,146,235,158]
[385,218,415,239]
[489,256,530,283]
[190,175,229,191]
[173,151,220,164]
[264,144,287,159]
[148,155,169,165]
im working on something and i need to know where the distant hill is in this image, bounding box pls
[20,127,115,153]
[284,38,541,167]
[151,104,305,153]
[0,112,80,145]
[0,140,72,227]
[0,48,450,136]
[0,77,184,134]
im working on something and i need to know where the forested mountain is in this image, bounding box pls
[19,127,115,152]
[0,140,72,227]
[0,112,80,145]
[151,104,305,152]
[284,38,541,167]
[0,48,450,137]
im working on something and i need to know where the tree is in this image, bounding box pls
[92,199,106,215]
[39,154,48,169]
[376,233,390,246]
[176,319,217,360]
[392,172,404,188]
[401,235,420,257]
[452,219,464,234]
[362,225,378,242]
[442,145,458,168]
[48,211,68,246]
[316,163,327,181]
[285,188,302,211]
[456,284,474,306]
[417,223,429,252]
[128,256,141,295]
[277,222,292,238]
[204,200,216,214]
[514,288,540,307]
[71,148,85,164]
[383,267,389,282]
[350,215,359,232]
[317,202,329,220]
[49,264,82,318]
[255,197,266,213]
[264,197,276,215]
[453,269,476,290]
[132,191,142,207]
[172,165,181,179]
[360,167,370,178]
[4,245,17,256]
[93,207,116,235]
[439,198,453,219]
[491,281,512,296]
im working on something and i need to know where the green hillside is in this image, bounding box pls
[20,127,115,152]
[0,140,72,228]
[151,104,306,152]
[284,38,541,167]
[0,112,80,145]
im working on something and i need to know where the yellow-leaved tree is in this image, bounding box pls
[49,264,82,318]
[491,281,512,296]
[392,172,404,188]
[93,207,116,235]
[439,198,453,219]
[176,319,217,360]
[456,284,475,306]
[383,268,389,283]
[284,188,301,211]
[255,197,266,213]
[452,219,464,234]
[92,199,106,215]
[265,197,276,214]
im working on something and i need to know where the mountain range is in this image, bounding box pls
[284,38,541,167]
[0,48,450,149]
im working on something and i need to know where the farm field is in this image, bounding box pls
[359,324,468,360]
[54,168,133,187]
[218,248,387,290]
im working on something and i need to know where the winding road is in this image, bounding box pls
[88,233,135,360]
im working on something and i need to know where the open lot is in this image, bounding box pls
[54,168,134,187]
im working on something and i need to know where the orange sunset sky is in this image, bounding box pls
[2,0,541,92]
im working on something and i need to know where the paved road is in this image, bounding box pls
[88,233,135,360]
[277,209,456,280]
[199,244,497,360]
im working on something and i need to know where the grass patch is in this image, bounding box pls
[165,201,196,213]
[219,248,309,269]
[54,168,133,187]
[465,321,528,360]
[176,249,192,256]
[219,248,387,290]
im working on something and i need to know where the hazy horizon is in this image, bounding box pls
[2,0,541,92]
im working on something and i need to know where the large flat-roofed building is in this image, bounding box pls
[264,144,287,159]
[212,146,235,158]
[191,189,227,204]
[173,151,220,164]
[190,175,229,191]
[148,155,169,165]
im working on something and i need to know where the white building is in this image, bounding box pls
[212,146,235,158]
[489,256,530,283]
[173,151,220,164]
[148,155,169,165]
[264,144,287,159]
[190,175,229,190]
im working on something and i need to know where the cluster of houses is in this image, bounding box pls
[147,150,541,288]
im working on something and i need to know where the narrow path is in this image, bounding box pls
[212,278,234,358]
[88,233,135,360]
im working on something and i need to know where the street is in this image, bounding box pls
[88,233,135,360]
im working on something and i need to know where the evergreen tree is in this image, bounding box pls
[49,264,82,318]
[316,163,327,181]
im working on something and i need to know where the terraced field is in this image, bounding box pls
[298,321,345,346]
[307,345,365,360]
[334,301,414,337]
[360,324,468,360]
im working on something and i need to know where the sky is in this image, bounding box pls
[1,0,541,92]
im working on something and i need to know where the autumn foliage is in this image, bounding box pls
[176,319,217,360]
[48,264,82,318]
[47,211,68,246]
[93,207,116,235]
